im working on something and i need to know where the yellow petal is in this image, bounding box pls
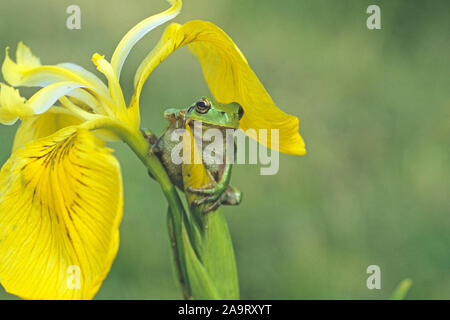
[133,21,305,155]
[27,81,87,114]
[0,81,90,125]
[2,43,109,98]
[0,127,123,299]
[0,83,31,125]
[91,54,126,114]
[181,124,210,201]
[110,0,182,80]
[12,112,82,151]
[16,41,41,67]
[58,63,109,95]
[12,111,118,151]
[1,43,113,122]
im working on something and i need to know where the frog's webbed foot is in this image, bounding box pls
[187,166,241,214]
[201,191,228,214]
[186,147,240,213]
[189,183,224,206]
[189,185,242,214]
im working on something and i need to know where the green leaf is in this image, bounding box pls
[391,279,413,300]
[180,218,221,299]
[188,205,240,299]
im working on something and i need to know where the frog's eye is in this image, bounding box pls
[195,99,211,114]
[238,105,244,120]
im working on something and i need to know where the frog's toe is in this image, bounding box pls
[203,198,223,214]
[147,144,160,157]
[187,184,217,195]
[191,193,221,207]
[142,129,158,145]
[192,191,231,214]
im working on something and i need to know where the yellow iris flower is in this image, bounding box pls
[0,0,305,299]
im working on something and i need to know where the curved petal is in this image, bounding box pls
[0,126,123,299]
[110,0,182,80]
[26,81,86,114]
[60,89,108,117]
[15,41,41,67]
[91,54,126,112]
[57,63,109,95]
[2,43,109,98]
[133,21,305,155]
[0,83,31,125]
[12,112,82,151]
[1,78,103,123]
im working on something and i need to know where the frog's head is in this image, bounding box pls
[185,97,244,129]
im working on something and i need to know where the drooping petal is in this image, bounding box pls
[0,83,31,125]
[12,111,119,152]
[133,21,306,155]
[0,127,123,299]
[110,0,182,80]
[12,112,82,151]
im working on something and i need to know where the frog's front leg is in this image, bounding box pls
[142,128,160,158]
[187,162,241,213]
[142,129,161,181]
[164,108,186,129]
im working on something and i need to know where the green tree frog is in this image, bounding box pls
[148,97,244,213]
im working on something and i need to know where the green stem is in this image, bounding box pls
[123,130,191,298]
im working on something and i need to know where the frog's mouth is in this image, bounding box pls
[187,119,238,130]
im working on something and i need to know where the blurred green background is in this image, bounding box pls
[0,0,448,299]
